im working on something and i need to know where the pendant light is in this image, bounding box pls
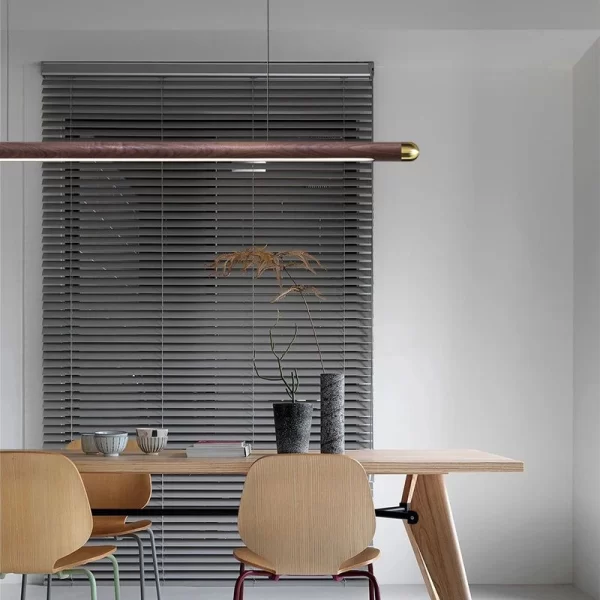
[0,140,419,162]
[0,3,419,164]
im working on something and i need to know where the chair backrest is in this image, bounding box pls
[0,452,93,574]
[238,454,375,576]
[66,439,151,510]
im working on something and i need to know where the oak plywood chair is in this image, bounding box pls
[67,439,161,600]
[0,452,120,600]
[233,454,381,600]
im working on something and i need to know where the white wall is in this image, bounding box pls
[372,68,573,585]
[0,0,23,587]
[573,39,600,600]
[0,0,581,586]
[0,0,20,452]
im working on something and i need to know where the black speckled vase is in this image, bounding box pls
[272,401,313,454]
[320,373,345,454]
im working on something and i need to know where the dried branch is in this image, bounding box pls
[272,285,325,303]
[280,323,298,360]
[209,245,326,397]
[252,319,300,402]
[282,267,325,372]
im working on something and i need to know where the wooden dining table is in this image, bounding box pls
[57,447,523,600]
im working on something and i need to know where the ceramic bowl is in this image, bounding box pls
[80,433,98,454]
[136,428,168,455]
[94,431,128,456]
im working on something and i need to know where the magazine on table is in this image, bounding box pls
[185,440,252,458]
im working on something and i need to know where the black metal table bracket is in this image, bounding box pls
[92,508,239,517]
[374,503,419,525]
[92,504,419,524]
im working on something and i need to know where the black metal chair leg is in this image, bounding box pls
[20,574,27,600]
[46,574,52,600]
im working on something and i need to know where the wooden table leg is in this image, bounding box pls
[403,474,471,600]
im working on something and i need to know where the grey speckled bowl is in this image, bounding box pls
[94,431,128,456]
[81,433,99,454]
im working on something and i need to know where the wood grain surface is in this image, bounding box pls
[237,454,376,575]
[403,474,472,600]
[40,448,525,475]
[0,452,94,573]
[67,439,152,537]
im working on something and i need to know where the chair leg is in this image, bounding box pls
[237,563,245,600]
[368,564,374,600]
[61,568,97,600]
[371,575,381,600]
[233,569,243,600]
[20,574,27,600]
[106,554,121,600]
[233,569,275,600]
[333,568,381,600]
[129,533,146,600]
[146,529,162,600]
[46,574,52,600]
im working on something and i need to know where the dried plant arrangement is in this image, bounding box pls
[210,246,326,401]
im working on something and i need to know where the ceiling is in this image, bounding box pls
[5,0,600,68]
[7,0,600,31]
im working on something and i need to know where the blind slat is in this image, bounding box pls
[42,63,373,585]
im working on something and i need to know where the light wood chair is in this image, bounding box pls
[233,454,381,600]
[0,451,120,600]
[67,438,162,600]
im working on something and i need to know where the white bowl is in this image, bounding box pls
[94,431,128,456]
[136,428,168,455]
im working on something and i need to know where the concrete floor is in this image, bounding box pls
[0,584,593,600]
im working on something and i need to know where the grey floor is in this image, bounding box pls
[0,584,593,600]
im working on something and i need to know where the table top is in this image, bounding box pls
[51,448,524,475]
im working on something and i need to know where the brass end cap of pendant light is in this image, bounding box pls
[401,142,420,161]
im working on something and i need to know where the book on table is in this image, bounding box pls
[185,440,251,458]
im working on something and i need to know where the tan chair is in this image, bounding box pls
[0,452,120,600]
[233,454,381,600]
[67,439,161,600]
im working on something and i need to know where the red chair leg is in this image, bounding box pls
[368,563,375,600]
[233,567,276,600]
[236,563,245,600]
[233,573,242,600]
[368,565,381,600]
[334,568,381,600]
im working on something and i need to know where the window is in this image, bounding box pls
[42,62,373,583]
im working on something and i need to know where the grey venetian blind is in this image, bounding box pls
[41,62,373,584]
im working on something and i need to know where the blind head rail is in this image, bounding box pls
[41,61,374,78]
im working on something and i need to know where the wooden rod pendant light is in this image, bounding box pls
[0,140,419,162]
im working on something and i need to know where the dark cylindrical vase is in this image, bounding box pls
[320,373,345,454]
[272,401,313,454]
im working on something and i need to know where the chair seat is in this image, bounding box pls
[233,546,381,576]
[53,545,116,573]
[91,518,152,538]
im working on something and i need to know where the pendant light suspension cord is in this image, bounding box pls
[69,78,74,443]
[266,0,270,141]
